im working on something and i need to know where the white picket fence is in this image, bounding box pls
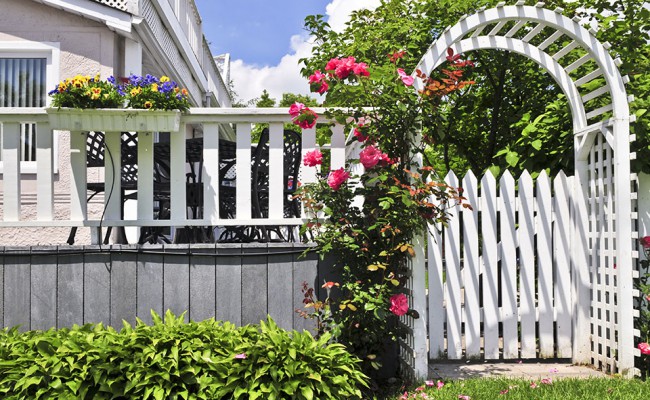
[427,169,574,360]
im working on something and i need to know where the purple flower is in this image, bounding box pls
[107,75,116,85]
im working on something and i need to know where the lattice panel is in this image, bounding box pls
[91,0,129,12]
[587,131,620,373]
[398,259,417,380]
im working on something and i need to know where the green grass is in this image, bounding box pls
[390,377,650,399]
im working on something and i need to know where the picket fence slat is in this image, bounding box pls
[444,171,463,359]
[481,172,500,359]
[428,222,445,359]
[537,171,554,356]
[462,171,481,358]
[500,171,518,359]
[429,169,575,361]
[554,172,573,357]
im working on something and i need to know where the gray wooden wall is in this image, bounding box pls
[0,243,324,332]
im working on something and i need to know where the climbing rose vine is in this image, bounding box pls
[293,48,474,375]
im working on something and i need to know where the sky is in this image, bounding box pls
[194,0,381,104]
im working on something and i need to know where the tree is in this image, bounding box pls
[301,0,649,176]
[255,89,276,108]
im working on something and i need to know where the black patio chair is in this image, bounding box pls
[66,131,138,245]
[216,128,302,243]
[250,128,302,242]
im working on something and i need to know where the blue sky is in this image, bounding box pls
[193,0,380,102]
[194,0,330,66]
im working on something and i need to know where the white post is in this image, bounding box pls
[2,122,21,221]
[35,122,54,221]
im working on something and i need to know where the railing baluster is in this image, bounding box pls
[69,130,87,222]
[203,122,220,223]
[236,123,252,220]
[170,127,187,223]
[35,121,53,221]
[301,127,316,185]
[2,122,21,221]
[268,122,284,220]
[330,124,345,170]
[103,132,122,223]
[137,131,154,222]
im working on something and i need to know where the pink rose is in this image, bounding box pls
[288,102,306,117]
[353,61,369,77]
[389,293,408,316]
[234,353,247,359]
[359,145,382,169]
[325,58,340,72]
[327,168,350,191]
[641,236,650,248]
[424,380,434,387]
[289,102,318,129]
[639,342,650,355]
[397,68,414,86]
[308,70,329,94]
[540,378,552,385]
[437,380,444,389]
[359,145,389,169]
[303,149,323,167]
[530,382,538,389]
[335,57,356,79]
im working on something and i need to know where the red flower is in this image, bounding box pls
[327,168,350,190]
[303,149,323,167]
[353,126,368,142]
[641,236,650,248]
[639,342,650,355]
[389,293,408,316]
[388,50,406,63]
[288,102,306,117]
[321,281,339,289]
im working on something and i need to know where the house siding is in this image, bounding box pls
[0,0,119,245]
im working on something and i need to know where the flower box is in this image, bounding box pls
[46,108,181,132]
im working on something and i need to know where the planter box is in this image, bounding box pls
[46,108,181,132]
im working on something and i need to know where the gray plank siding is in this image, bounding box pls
[293,244,319,334]
[110,245,137,328]
[4,247,31,331]
[136,244,164,325]
[83,246,111,325]
[0,244,326,332]
[189,244,217,322]
[163,244,191,322]
[242,243,268,326]
[30,248,57,330]
[57,247,85,328]
[267,244,294,330]
[216,244,242,326]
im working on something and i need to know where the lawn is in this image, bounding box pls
[391,377,650,399]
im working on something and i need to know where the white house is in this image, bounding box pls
[0,0,231,245]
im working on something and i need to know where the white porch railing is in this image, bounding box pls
[0,107,346,236]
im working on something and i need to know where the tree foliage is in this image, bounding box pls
[301,0,649,176]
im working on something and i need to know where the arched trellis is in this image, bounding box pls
[404,2,636,378]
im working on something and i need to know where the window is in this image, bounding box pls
[0,41,59,173]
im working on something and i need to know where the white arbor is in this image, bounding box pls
[404,2,637,378]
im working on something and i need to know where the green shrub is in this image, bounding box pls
[0,311,368,399]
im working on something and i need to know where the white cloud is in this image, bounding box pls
[229,0,380,104]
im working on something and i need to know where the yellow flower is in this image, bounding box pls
[90,87,102,100]
[144,101,153,109]
[57,82,67,93]
[94,74,101,81]
[73,79,83,88]
[174,87,180,94]
[130,87,142,96]
[160,76,170,82]
[151,83,158,92]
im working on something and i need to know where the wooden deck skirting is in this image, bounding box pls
[0,243,327,333]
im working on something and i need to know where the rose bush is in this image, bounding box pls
[295,49,474,376]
